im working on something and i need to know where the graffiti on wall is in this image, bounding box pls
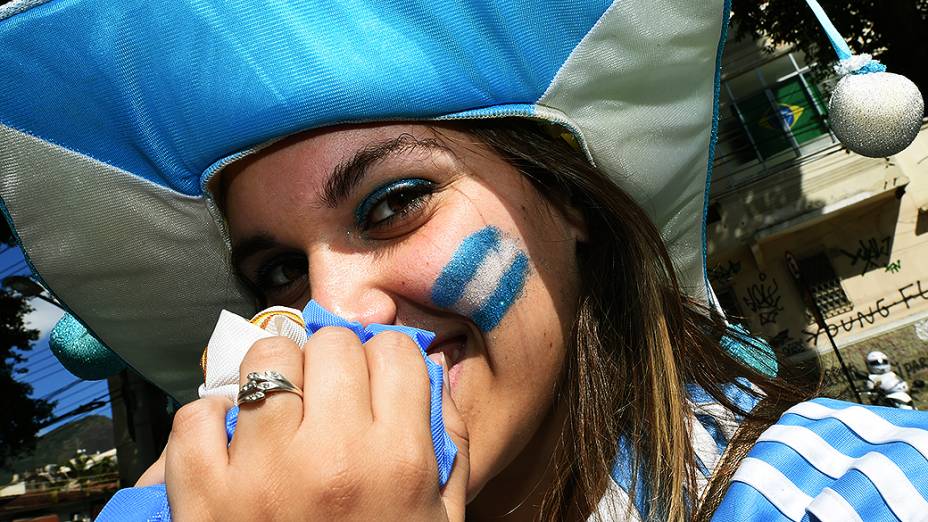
[821,357,928,390]
[742,273,784,326]
[838,236,892,276]
[769,328,806,357]
[708,260,742,283]
[886,260,903,273]
[803,279,928,346]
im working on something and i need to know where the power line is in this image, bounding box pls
[54,387,109,412]
[48,391,109,417]
[0,259,28,279]
[39,379,87,400]
[40,395,111,429]
[19,362,70,383]
[19,357,63,377]
[40,379,97,401]
[23,349,56,366]
[29,369,76,386]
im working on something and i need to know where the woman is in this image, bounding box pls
[1,0,925,520]
[142,119,810,521]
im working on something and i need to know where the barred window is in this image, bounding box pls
[797,252,853,318]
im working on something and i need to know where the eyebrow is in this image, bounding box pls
[319,133,451,208]
[230,134,453,275]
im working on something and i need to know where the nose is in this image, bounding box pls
[307,250,398,326]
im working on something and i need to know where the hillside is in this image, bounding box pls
[0,415,113,483]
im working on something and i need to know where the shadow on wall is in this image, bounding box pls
[706,157,912,387]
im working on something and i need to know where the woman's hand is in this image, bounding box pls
[161,327,470,521]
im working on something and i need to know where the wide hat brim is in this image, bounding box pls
[0,0,729,402]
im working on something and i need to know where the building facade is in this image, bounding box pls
[707,34,928,401]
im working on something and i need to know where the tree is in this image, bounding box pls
[0,219,53,468]
[731,0,928,113]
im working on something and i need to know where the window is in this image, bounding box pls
[715,51,833,170]
[797,252,853,318]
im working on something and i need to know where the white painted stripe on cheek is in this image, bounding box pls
[454,237,521,317]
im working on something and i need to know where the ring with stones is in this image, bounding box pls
[237,370,303,404]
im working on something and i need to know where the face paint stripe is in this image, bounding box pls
[471,252,529,332]
[431,227,500,307]
[454,236,522,317]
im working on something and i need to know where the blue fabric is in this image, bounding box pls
[803,0,854,60]
[97,300,456,521]
[98,484,172,522]
[802,0,886,75]
[48,313,126,380]
[609,381,762,519]
[711,399,928,522]
[0,0,610,196]
[721,324,778,378]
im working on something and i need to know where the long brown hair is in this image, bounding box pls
[463,119,819,521]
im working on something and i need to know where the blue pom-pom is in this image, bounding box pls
[48,313,126,380]
[722,324,778,378]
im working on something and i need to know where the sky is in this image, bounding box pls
[1,246,112,436]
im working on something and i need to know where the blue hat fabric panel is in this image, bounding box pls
[0,0,611,195]
[0,0,728,399]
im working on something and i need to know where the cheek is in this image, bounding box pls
[430,226,530,332]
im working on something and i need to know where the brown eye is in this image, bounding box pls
[356,178,435,231]
[255,254,307,292]
[368,190,421,225]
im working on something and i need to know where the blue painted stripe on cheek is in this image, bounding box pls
[471,252,529,332]
[431,227,500,307]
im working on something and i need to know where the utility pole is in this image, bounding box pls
[108,371,172,485]
[784,251,863,403]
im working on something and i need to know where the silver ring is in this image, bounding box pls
[237,370,303,404]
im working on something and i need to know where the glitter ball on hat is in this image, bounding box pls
[804,0,924,158]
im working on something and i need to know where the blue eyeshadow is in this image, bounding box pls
[354,178,433,225]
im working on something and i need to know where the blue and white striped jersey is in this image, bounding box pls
[590,381,761,521]
[590,392,928,521]
[711,398,928,522]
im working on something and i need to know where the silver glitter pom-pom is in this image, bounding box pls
[828,72,924,158]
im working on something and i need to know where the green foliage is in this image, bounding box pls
[731,0,928,112]
[0,214,14,246]
[0,287,53,468]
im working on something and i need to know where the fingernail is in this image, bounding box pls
[438,354,451,394]
[428,351,445,367]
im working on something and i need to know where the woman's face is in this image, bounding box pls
[222,123,584,499]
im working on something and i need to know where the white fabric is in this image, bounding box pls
[850,452,928,522]
[0,123,254,402]
[730,457,812,522]
[787,401,928,460]
[756,425,853,479]
[198,307,306,402]
[693,402,740,442]
[805,488,864,522]
[538,0,725,299]
[589,477,642,522]
[757,424,928,520]
[691,411,723,493]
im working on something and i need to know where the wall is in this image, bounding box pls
[707,123,928,401]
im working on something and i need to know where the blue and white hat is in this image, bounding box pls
[0,0,730,401]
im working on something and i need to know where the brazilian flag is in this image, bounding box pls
[738,77,830,159]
